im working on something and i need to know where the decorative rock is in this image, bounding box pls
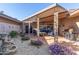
[0,38,17,55]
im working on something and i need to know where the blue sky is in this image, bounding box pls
[0,3,79,21]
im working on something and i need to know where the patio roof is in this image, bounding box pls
[23,3,67,21]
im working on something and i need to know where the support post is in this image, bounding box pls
[54,12,58,42]
[37,18,40,37]
[22,21,25,34]
[28,21,31,35]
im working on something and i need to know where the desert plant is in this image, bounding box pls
[9,31,18,38]
[49,43,76,55]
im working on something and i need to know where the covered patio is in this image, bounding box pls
[18,4,79,55]
[23,3,79,47]
[23,4,69,40]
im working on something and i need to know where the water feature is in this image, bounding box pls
[0,35,17,55]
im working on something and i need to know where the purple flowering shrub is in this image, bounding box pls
[49,43,76,55]
[30,39,43,46]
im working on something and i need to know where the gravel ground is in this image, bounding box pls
[13,37,50,55]
[1,36,79,55]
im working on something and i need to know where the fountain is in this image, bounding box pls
[0,35,17,55]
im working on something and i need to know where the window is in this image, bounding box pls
[9,26,11,28]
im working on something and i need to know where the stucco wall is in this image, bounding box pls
[0,16,20,25]
[0,16,21,34]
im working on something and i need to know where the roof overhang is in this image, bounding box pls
[23,3,67,21]
[70,9,79,17]
[0,13,21,23]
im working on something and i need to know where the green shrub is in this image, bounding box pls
[9,31,18,38]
